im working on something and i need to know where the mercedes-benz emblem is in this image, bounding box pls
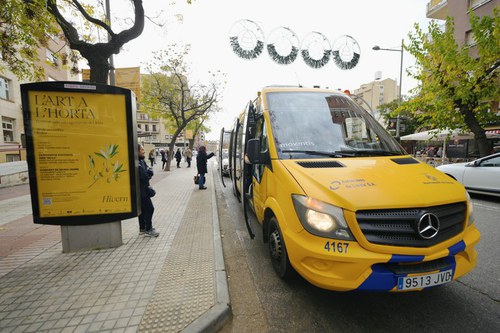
[417,213,440,239]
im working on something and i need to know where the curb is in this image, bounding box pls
[182,165,232,333]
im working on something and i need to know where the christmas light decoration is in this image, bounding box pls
[229,19,265,60]
[266,27,299,65]
[300,32,331,68]
[332,35,361,70]
[228,19,361,71]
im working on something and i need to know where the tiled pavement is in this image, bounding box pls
[0,160,230,333]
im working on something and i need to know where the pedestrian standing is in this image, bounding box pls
[175,148,182,168]
[184,147,193,168]
[160,149,167,170]
[138,144,159,237]
[148,149,155,168]
[196,146,214,190]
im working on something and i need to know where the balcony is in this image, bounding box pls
[426,0,448,20]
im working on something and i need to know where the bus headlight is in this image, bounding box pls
[292,194,354,240]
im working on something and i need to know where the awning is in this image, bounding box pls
[400,129,474,141]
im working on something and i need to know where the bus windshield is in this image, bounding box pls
[266,91,406,159]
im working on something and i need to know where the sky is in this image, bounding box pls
[106,0,433,140]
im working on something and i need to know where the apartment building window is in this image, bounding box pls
[145,124,149,132]
[0,77,11,100]
[2,117,15,142]
[46,50,59,67]
[469,0,491,10]
[152,124,157,131]
[6,154,21,162]
[465,30,477,46]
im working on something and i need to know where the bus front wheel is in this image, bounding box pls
[268,217,295,279]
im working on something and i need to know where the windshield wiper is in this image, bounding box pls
[281,149,403,157]
[281,150,356,157]
[348,149,403,156]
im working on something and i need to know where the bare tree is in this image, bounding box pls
[141,48,224,171]
[46,0,145,83]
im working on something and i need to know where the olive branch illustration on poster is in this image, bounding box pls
[88,144,126,188]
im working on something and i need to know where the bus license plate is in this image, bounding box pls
[397,270,453,290]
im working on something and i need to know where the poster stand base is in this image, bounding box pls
[61,222,123,253]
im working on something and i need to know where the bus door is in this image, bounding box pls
[239,101,258,239]
[248,114,269,223]
[231,117,241,201]
[218,127,231,188]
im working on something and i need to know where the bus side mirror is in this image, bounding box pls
[247,138,269,165]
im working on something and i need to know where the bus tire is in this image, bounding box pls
[268,217,295,279]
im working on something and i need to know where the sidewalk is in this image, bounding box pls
[0,159,230,333]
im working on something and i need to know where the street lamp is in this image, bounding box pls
[372,39,404,138]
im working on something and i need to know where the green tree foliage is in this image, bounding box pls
[141,45,225,171]
[0,0,60,80]
[378,99,422,137]
[185,115,211,149]
[405,8,500,156]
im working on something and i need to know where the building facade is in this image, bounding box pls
[426,0,499,56]
[0,35,78,163]
[352,78,398,124]
[136,108,206,152]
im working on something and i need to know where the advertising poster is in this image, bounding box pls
[115,67,141,100]
[22,82,139,225]
[82,67,141,99]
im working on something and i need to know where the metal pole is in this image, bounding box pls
[105,0,115,85]
[396,39,404,138]
[370,84,374,110]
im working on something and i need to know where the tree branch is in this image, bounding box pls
[476,59,500,86]
[114,0,145,47]
[46,0,85,51]
[70,0,114,36]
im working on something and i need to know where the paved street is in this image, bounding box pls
[0,160,230,333]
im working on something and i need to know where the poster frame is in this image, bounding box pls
[21,81,140,225]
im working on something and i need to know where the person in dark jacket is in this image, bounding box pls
[138,144,159,237]
[196,146,214,190]
[160,149,167,170]
[175,148,182,168]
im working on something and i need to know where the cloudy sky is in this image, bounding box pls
[107,0,433,140]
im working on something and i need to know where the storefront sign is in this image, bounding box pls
[21,82,139,225]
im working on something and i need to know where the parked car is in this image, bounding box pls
[436,153,500,197]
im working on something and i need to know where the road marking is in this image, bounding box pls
[473,202,500,212]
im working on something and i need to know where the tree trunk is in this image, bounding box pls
[460,106,489,157]
[164,144,173,172]
[86,54,110,84]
